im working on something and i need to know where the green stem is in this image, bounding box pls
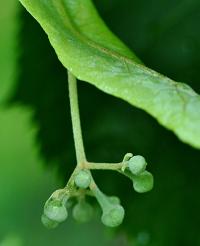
[68,71,86,165]
[85,162,125,171]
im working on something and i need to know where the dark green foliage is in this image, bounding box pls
[9,9,75,176]
[10,1,200,245]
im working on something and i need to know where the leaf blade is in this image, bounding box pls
[19,0,200,148]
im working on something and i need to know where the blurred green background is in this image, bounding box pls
[0,0,200,245]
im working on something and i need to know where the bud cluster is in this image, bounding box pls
[42,153,153,229]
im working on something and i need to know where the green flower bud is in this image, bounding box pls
[128,155,147,175]
[92,186,124,227]
[41,214,58,229]
[72,200,93,223]
[108,196,120,205]
[133,171,153,193]
[74,170,91,189]
[101,204,125,227]
[44,199,68,223]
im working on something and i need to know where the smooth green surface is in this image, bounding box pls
[18,0,200,148]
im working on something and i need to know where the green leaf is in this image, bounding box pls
[18,0,200,148]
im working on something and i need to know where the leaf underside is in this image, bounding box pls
[19,0,200,149]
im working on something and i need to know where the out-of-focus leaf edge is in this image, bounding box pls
[18,0,200,149]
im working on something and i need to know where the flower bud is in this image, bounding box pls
[74,170,91,189]
[101,204,125,227]
[72,200,93,223]
[128,155,147,175]
[41,214,58,229]
[92,186,124,227]
[44,199,68,223]
[108,196,120,205]
[132,171,153,193]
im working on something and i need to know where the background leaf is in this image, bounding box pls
[0,0,18,105]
